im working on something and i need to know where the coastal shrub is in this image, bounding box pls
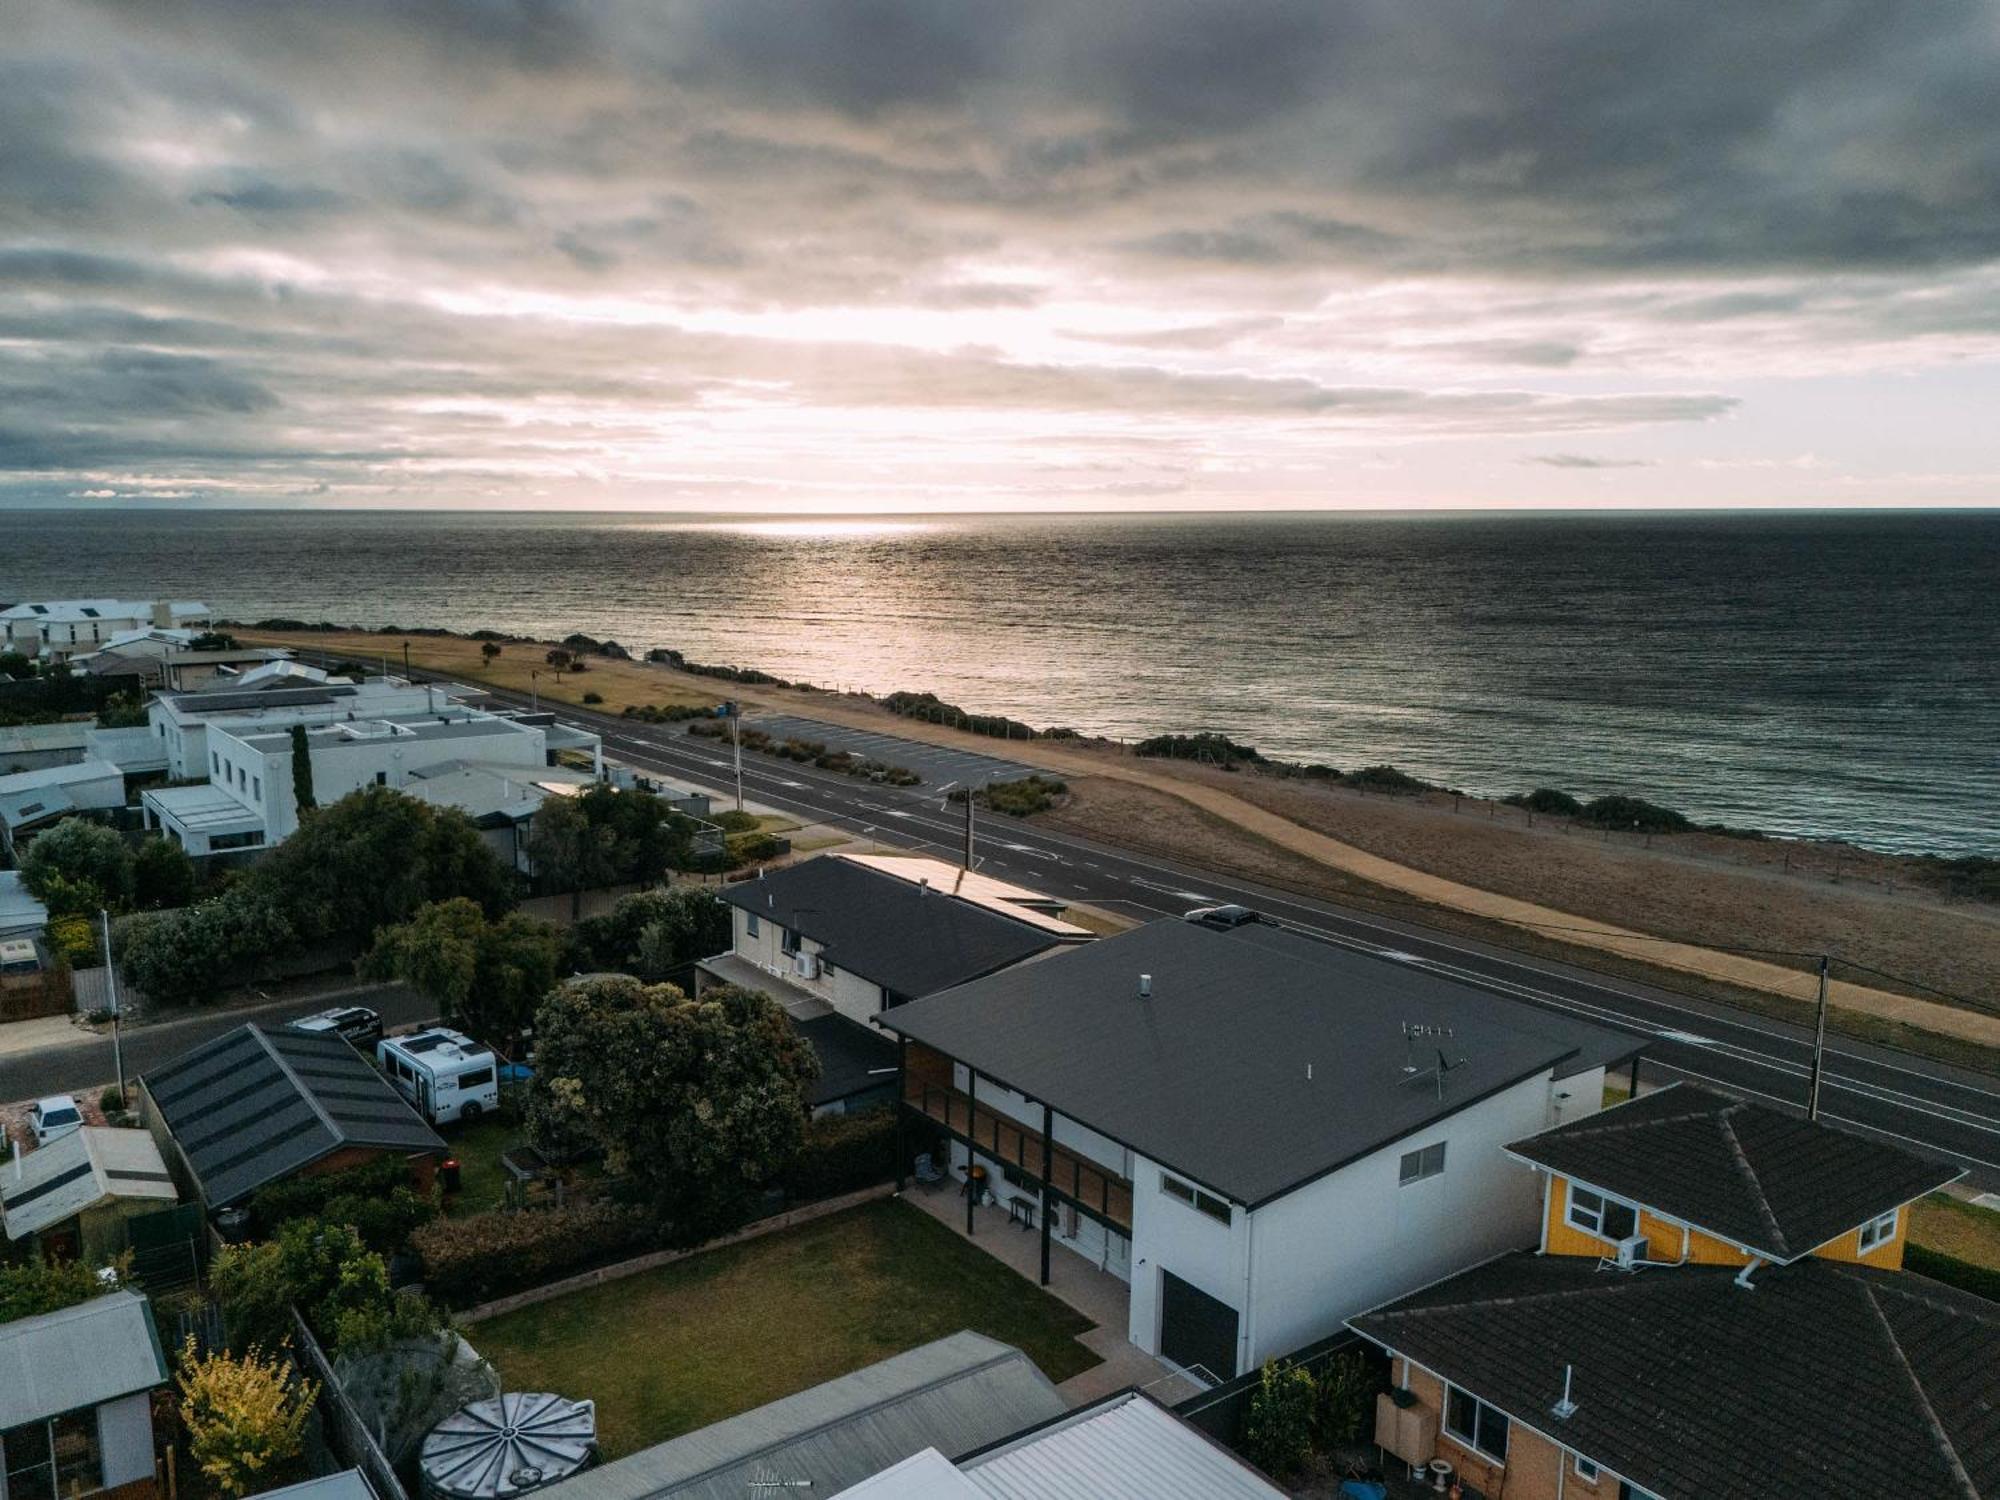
[974,775,1068,817]
[726,830,786,863]
[646,647,792,687]
[1504,787,1583,816]
[621,702,713,723]
[246,1156,434,1244]
[1134,732,1264,765]
[413,1200,659,1306]
[582,690,603,704]
[1345,764,1433,795]
[1578,794,1691,834]
[1916,855,2000,904]
[781,1110,897,1204]
[879,690,1039,741]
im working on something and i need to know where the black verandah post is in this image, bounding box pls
[894,1035,908,1192]
[1039,1102,1053,1285]
[965,1068,978,1236]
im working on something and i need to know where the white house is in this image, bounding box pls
[1,599,209,661]
[702,853,1091,1028]
[145,675,462,780]
[0,760,127,858]
[882,919,1641,1385]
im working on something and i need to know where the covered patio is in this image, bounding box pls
[141,783,266,855]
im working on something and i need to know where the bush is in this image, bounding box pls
[133,835,198,910]
[1345,764,1433,795]
[1578,794,1691,834]
[1503,787,1583,816]
[980,775,1067,817]
[1134,732,1264,765]
[21,818,133,915]
[1312,1350,1376,1449]
[246,1158,423,1238]
[726,830,785,864]
[581,691,604,705]
[1243,1359,1317,1476]
[0,1258,121,1324]
[176,1342,317,1498]
[49,914,97,968]
[99,1085,126,1114]
[782,1110,897,1203]
[412,1201,658,1306]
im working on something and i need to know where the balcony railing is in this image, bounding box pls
[903,1076,1133,1232]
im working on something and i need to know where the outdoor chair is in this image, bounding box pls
[913,1152,946,1191]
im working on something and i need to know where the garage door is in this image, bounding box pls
[1159,1271,1238,1384]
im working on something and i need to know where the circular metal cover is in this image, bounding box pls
[421,1392,596,1500]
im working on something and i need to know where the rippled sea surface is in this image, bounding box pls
[5,508,1996,854]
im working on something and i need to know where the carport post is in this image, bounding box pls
[1628,1054,1641,1098]
[965,1069,978,1236]
[894,1036,908,1192]
[1039,1103,1053,1286]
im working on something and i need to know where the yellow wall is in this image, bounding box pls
[1396,1359,1610,1500]
[1541,1173,1907,1270]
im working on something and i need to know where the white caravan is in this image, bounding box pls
[376,1026,500,1125]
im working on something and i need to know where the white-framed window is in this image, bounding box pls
[1161,1173,1232,1224]
[1566,1182,1640,1242]
[746,912,760,938]
[1574,1454,1601,1481]
[1857,1207,1899,1255]
[1443,1383,1509,1462]
[1399,1142,1446,1185]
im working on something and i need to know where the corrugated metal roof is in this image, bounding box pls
[2,1126,177,1240]
[537,1333,1064,1500]
[143,1024,443,1206]
[963,1392,1287,1500]
[247,1471,377,1500]
[0,1291,168,1427]
[825,1448,981,1498]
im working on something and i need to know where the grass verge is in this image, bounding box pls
[1909,1193,2000,1272]
[466,1198,1099,1457]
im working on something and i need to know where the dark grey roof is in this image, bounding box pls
[163,685,354,714]
[794,1013,898,1107]
[142,1023,444,1206]
[1507,1083,1964,1261]
[1351,1250,2000,1500]
[882,919,1642,1207]
[718,859,1061,1000]
[536,1331,1065,1500]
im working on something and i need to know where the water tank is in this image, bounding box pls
[420,1393,596,1500]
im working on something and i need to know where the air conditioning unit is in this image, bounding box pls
[1612,1233,1648,1269]
[793,951,822,980]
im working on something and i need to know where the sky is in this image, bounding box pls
[5,2,2000,513]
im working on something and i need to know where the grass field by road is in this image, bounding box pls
[1910,1192,2000,1271]
[466,1198,1098,1458]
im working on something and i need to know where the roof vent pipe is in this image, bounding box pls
[1138,973,1152,1000]
[1551,1363,1577,1420]
[920,878,929,897]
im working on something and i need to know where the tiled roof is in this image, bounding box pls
[1507,1083,1963,1260]
[1351,1250,2000,1500]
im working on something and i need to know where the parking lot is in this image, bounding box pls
[746,714,1034,789]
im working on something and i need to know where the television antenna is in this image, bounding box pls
[1399,1023,1468,1099]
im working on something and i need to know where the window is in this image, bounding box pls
[1574,1455,1601,1481]
[1444,1384,1509,1462]
[1566,1182,1640,1242]
[780,926,802,955]
[211,751,219,775]
[1858,1207,1899,1254]
[374,771,388,786]
[1161,1173,1232,1224]
[252,775,261,799]
[746,913,760,938]
[1399,1142,1446,1185]
[3,1409,101,1500]
[457,1067,495,1090]
[50,1411,100,1497]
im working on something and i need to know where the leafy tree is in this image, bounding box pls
[1312,1351,1376,1449]
[544,648,572,672]
[480,641,502,664]
[289,724,315,815]
[115,884,294,1005]
[212,1219,437,1358]
[0,1256,124,1325]
[95,691,149,728]
[21,818,132,915]
[0,650,35,679]
[566,885,729,980]
[133,835,197,910]
[525,794,616,918]
[188,631,241,651]
[362,898,563,1040]
[527,977,817,1242]
[1243,1359,1317,1477]
[176,1342,317,1498]
[257,787,515,941]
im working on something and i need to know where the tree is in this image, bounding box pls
[1243,1360,1317,1477]
[544,648,572,675]
[1,1256,124,1325]
[362,898,562,1040]
[115,883,294,1005]
[176,1342,317,1498]
[95,691,148,728]
[21,818,132,915]
[528,977,817,1241]
[1312,1351,1376,1450]
[212,1219,436,1358]
[525,794,616,919]
[566,885,729,980]
[133,835,197,910]
[480,641,502,664]
[289,724,315,815]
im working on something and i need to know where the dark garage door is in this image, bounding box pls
[1160,1270,1239,1384]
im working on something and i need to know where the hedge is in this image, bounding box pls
[248,1157,438,1250]
[782,1110,897,1204]
[1906,1242,2000,1303]
[412,1200,658,1306]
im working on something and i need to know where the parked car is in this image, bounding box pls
[289,1005,384,1048]
[1182,903,1262,930]
[29,1095,83,1146]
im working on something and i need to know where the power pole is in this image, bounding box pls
[1807,953,1830,1120]
[731,704,745,814]
[101,909,125,1107]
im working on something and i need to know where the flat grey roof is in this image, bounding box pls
[538,1332,1064,1500]
[143,1023,444,1206]
[237,716,532,752]
[883,919,1644,1208]
[163,685,355,714]
[0,1291,168,1427]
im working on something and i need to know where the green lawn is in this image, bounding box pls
[439,1115,520,1217]
[465,1198,1100,1458]
[1910,1192,2000,1271]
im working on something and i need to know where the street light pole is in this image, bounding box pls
[530,670,540,713]
[101,909,124,1107]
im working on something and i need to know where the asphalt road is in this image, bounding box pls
[313,656,2000,1187]
[0,982,434,1102]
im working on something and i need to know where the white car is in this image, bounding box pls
[29,1095,83,1146]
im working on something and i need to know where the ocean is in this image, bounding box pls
[4,508,1996,856]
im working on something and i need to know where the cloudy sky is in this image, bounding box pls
[5,2,2000,512]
